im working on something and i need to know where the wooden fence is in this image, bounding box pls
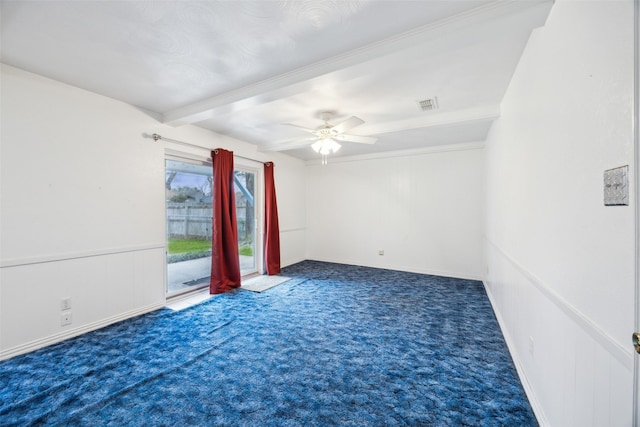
[167,202,248,240]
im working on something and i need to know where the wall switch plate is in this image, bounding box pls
[61,312,72,326]
[528,336,535,356]
[378,249,384,256]
[604,165,629,206]
[60,297,71,311]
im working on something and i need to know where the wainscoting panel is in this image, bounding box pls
[0,246,166,360]
[279,227,307,268]
[484,240,633,426]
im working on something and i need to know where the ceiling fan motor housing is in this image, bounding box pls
[317,128,334,138]
[320,111,334,123]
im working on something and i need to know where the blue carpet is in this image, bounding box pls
[0,261,537,426]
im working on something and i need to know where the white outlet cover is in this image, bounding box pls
[61,312,72,326]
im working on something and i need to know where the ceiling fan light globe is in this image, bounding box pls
[311,141,322,152]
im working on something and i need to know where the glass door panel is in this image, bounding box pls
[165,159,212,296]
[234,169,257,276]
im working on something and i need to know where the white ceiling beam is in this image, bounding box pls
[162,0,553,127]
[356,105,501,136]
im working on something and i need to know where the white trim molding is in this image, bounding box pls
[486,237,633,368]
[0,243,166,268]
[0,302,165,361]
[280,227,306,233]
[483,279,550,427]
[308,257,484,282]
[632,0,640,424]
[304,141,485,166]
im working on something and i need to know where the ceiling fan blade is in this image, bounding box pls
[282,123,317,134]
[330,116,364,134]
[336,134,377,144]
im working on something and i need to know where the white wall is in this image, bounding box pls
[306,145,485,280]
[0,64,306,359]
[483,1,635,425]
[271,157,307,268]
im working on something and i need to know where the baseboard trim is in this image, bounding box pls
[281,257,307,269]
[483,280,549,427]
[306,257,483,281]
[0,302,165,361]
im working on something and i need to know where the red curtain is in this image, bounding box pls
[264,162,281,275]
[210,149,241,294]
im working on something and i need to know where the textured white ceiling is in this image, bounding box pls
[0,0,553,161]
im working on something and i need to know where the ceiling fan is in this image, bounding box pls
[283,112,377,163]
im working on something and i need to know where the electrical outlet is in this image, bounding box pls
[60,297,72,311]
[61,312,72,326]
[378,249,384,256]
[528,336,534,356]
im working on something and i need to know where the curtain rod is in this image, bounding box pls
[149,133,268,165]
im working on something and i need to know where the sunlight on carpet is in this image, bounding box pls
[241,275,291,292]
[166,290,213,311]
[0,261,537,426]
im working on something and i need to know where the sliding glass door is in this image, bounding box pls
[165,157,259,296]
[235,168,257,277]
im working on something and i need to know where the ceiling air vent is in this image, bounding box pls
[417,97,439,112]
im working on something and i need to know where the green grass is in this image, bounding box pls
[168,239,253,257]
[168,239,211,254]
[239,245,253,256]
